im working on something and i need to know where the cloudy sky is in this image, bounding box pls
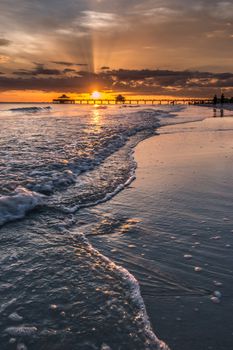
[0,0,233,100]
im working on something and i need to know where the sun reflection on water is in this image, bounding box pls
[93,110,101,124]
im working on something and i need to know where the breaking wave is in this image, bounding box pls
[0,187,44,226]
[1,104,201,350]
[0,106,169,226]
[9,106,52,113]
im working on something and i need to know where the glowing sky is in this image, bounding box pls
[0,0,233,100]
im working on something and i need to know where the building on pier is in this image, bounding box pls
[53,94,75,104]
[115,94,126,103]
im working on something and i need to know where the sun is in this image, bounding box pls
[91,91,101,99]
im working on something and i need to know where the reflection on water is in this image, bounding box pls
[1,104,232,350]
[91,110,102,133]
[92,110,101,124]
[213,107,225,118]
[0,103,175,350]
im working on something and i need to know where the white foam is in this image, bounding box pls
[8,312,23,322]
[5,326,38,336]
[213,291,222,298]
[0,187,44,226]
[60,172,136,214]
[74,231,170,350]
[17,343,28,350]
[9,106,51,113]
[101,344,112,350]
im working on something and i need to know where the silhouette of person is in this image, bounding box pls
[220,93,225,105]
[213,94,218,105]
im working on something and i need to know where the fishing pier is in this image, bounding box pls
[53,95,213,105]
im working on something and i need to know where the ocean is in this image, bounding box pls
[0,103,232,350]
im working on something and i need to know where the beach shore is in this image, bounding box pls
[1,105,233,349]
[89,114,233,350]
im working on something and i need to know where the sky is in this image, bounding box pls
[0,0,233,101]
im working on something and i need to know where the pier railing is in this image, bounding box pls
[53,98,213,105]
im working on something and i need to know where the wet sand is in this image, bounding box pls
[88,115,233,350]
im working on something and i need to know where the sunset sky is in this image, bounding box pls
[0,0,233,101]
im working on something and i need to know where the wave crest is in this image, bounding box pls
[0,187,44,226]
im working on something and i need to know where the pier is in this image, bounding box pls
[53,98,213,105]
[53,94,75,104]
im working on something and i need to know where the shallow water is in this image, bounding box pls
[0,103,231,350]
[0,103,174,350]
[86,112,233,350]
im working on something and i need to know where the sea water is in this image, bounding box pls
[0,103,230,350]
[83,106,233,350]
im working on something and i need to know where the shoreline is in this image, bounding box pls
[1,105,233,349]
[88,114,233,350]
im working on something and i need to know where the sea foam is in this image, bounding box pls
[75,232,170,350]
[0,187,44,226]
[9,106,51,113]
[5,326,38,336]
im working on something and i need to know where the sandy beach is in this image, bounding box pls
[88,112,233,350]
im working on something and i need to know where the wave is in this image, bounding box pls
[0,106,190,228]
[9,106,51,113]
[0,106,185,349]
[0,187,44,226]
[1,225,170,349]
[76,232,170,350]
[0,105,220,350]
[0,108,165,225]
[59,152,137,214]
[0,107,185,227]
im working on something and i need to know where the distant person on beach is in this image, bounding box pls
[220,93,225,105]
[213,94,218,105]
[213,95,218,117]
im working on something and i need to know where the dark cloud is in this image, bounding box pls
[52,61,88,67]
[52,61,76,67]
[63,68,77,73]
[1,69,233,97]
[13,64,61,76]
[0,0,232,98]
[0,72,102,94]
[0,38,11,46]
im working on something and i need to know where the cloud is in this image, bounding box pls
[78,11,124,29]
[0,0,232,85]
[0,38,11,46]
[211,1,233,19]
[52,61,77,67]
[1,68,233,97]
[63,68,77,73]
[0,55,10,63]
[52,61,88,67]
[13,64,61,76]
[140,6,183,22]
